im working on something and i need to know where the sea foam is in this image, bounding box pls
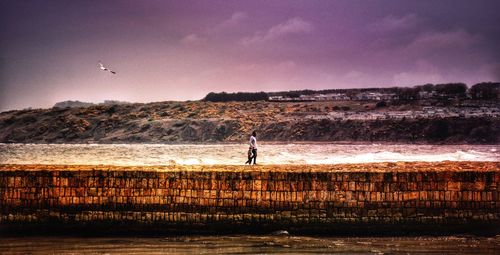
[0,143,498,166]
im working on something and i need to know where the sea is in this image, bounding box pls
[0,143,498,165]
[0,143,499,254]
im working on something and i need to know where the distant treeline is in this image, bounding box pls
[203,92,268,102]
[469,82,500,100]
[268,82,499,100]
[203,82,499,102]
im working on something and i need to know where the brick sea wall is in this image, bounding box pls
[1,162,499,234]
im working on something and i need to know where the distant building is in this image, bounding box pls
[269,95,284,101]
[418,91,437,99]
[299,95,316,101]
[354,92,397,101]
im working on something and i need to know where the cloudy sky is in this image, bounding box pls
[1,0,499,111]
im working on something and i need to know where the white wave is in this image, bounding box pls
[298,150,496,164]
[0,143,498,165]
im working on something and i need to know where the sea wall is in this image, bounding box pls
[1,162,499,235]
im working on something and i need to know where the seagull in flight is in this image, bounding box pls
[98,61,116,74]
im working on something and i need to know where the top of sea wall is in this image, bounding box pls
[0,161,498,173]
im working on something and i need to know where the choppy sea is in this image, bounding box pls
[0,143,497,165]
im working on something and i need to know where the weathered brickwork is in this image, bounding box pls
[0,162,499,232]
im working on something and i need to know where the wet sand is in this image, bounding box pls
[1,235,499,254]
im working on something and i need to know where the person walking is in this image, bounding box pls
[245,131,258,165]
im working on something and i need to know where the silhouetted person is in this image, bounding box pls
[245,131,257,165]
[245,146,253,165]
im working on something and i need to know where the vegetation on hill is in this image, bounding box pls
[203,82,499,102]
[469,82,500,100]
[53,100,131,108]
[203,92,268,102]
[0,101,497,144]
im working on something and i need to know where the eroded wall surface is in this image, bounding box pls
[1,163,499,233]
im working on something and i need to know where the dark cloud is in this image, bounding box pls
[240,17,314,46]
[370,13,420,32]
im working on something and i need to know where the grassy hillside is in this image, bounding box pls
[0,101,498,144]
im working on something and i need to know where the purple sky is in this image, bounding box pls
[1,0,500,111]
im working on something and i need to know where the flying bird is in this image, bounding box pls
[98,61,116,74]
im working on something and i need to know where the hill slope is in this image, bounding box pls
[0,101,498,144]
